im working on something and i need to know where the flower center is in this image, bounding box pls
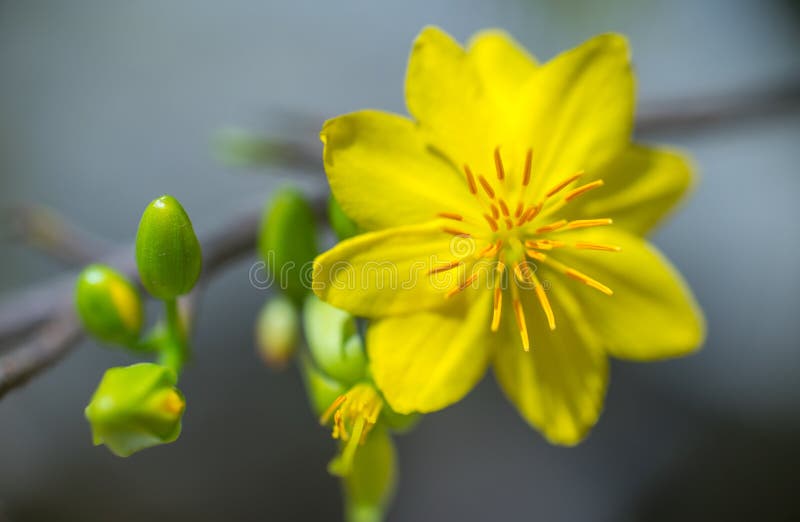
[430,147,620,351]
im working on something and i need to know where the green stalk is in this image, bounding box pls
[158,298,186,375]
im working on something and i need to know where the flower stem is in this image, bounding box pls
[159,298,186,375]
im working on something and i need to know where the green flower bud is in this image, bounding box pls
[85,363,185,457]
[303,295,366,384]
[75,264,143,346]
[135,195,202,299]
[258,188,317,305]
[328,195,360,241]
[255,295,300,369]
[343,426,396,522]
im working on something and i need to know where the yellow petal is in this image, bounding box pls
[521,34,634,199]
[321,110,475,231]
[558,144,695,235]
[313,222,479,318]
[367,290,493,414]
[404,26,497,175]
[467,30,538,105]
[547,227,705,360]
[492,285,608,445]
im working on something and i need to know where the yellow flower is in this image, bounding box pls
[313,27,705,445]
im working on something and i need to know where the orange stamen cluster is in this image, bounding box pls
[432,147,621,351]
[320,384,384,476]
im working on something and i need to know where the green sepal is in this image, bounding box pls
[299,355,348,418]
[84,363,185,457]
[303,295,367,385]
[135,195,202,300]
[75,264,143,347]
[341,426,396,522]
[258,187,318,305]
[328,195,360,241]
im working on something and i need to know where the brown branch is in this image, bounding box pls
[4,204,114,266]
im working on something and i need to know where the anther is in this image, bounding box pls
[483,214,499,232]
[546,171,583,198]
[463,165,478,195]
[573,242,621,252]
[514,201,524,218]
[445,272,479,298]
[499,199,510,217]
[494,147,505,181]
[564,180,604,202]
[512,298,530,351]
[490,204,500,220]
[522,148,532,186]
[565,268,613,295]
[442,227,471,237]
[437,212,464,221]
[535,219,567,234]
[428,260,462,275]
[478,175,496,199]
[564,218,613,230]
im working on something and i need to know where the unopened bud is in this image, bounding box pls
[258,188,317,305]
[135,195,202,299]
[255,295,299,369]
[75,264,143,346]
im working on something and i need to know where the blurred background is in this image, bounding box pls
[1,0,799,520]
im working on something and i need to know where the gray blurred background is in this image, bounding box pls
[1,0,799,520]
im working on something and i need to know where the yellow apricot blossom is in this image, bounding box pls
[313,27,705,445]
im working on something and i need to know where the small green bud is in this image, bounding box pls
[328,195,360,241]
[85,363,185,457]
[343,426,397,522]
[303,295,366,384]
[258,188,317,305]
[75,264,143,346]
[255,295,300,369]
[135,195,202,299]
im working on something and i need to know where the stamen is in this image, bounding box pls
[514,201,524,218]
[535,285,555,330]
[535,219,567,234]
[463,165,478,195]
[437,212,463,221]
[491,261,505,332]
[517,203,542,226]
[494,147,505,181]
[442,227,471,237]
[564,218,613,230]
[320,395,347,425]
[522,148,532,186]
[428,260,462,275]
[504,218,514,230]
[573,241,621,252]
[498,199,510,217]
[483,214,499,232]
[546,171,583,198]
[445,272,479,298]
[564,179,604,202]
[526,250,547,262]
[512,297,530,351]
[490,204,500,220]
[565,268,613,295]
[478,175,496,199]
[525,239,566,250]
[477,240,502,258]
